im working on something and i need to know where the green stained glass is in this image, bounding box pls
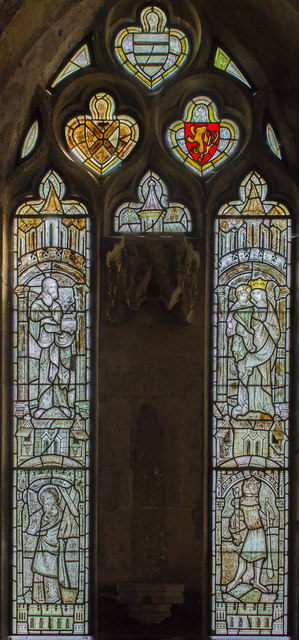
[266,123,282,159]
[20,120,39,159]
[51,44,91,89]
[211,172,290,636]
[214,46,251,88]
[12,170,90,635]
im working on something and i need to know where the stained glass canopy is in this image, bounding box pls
[114,170,192,234]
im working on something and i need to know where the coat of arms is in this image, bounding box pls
[65,93,139,176]
[167,96,239,177]
[114,6,190,90]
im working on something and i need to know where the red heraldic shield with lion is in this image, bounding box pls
[185,122,220,164]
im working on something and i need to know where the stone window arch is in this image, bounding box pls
[0,1,298,639]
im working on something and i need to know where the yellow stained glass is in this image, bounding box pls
[65,92,139,176]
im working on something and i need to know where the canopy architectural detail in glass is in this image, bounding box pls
[266,123,282,160]
[211,171,290,636]
[65,92,139,176]
[114,170,192,233]
[12,170,90,635]
[20,120,39,159]
[214,46,251,88]
[51,44,91,89]
[167,96,239,177]
[114,5,190,90]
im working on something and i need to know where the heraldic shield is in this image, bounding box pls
[167,96,240,177]
[65,92,139,176]
[185,122,220,165]
[114,6,190,90]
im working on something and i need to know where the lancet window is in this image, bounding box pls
[12,170,90,635]
[211,171,291,636]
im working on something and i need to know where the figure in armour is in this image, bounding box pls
[226,476,269,593]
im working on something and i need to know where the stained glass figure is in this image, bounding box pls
[114,5,190,90]
[20,120,39,159]
[114,170,192,233]
[214,46,251,88]
[65,92,139,176]
[211,171,290,636]
[13,170,90,634]
[167,96,239,177]
[51,44,91,89]
[266,123,282,160]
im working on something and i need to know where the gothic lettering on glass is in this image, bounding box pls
[13,170,90,634]
[114,170,192,234]
[114,6,190,90]
[167,96,239,177]
[65,92,139,176]
[211,171,290,636]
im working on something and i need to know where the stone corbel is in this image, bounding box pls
[106,236,200,323]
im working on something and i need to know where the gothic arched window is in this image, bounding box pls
[1,2,297,640]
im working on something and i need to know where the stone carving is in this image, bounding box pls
[106,237,200,323]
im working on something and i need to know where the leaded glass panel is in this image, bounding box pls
[20,120,39,159]
[214,46,251,88]
[65,92,139,176]
[51,44,91,89]
[12,170,90,635]
[211,171,290,636]
[167,96,239,177]
[114,6,190,90]
[266,123,282,160]
[113,170,192,233]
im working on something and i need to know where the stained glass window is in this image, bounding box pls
[211,171,290,636]
[167,96,239,177]
[51,44,91,89]
[12,170,90,635]
[214,46,251,88]
[114,5,190,90]
[20,120,39,159]
[113,170,192,234]
[266,123,282,160]
[65,92,139,176]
